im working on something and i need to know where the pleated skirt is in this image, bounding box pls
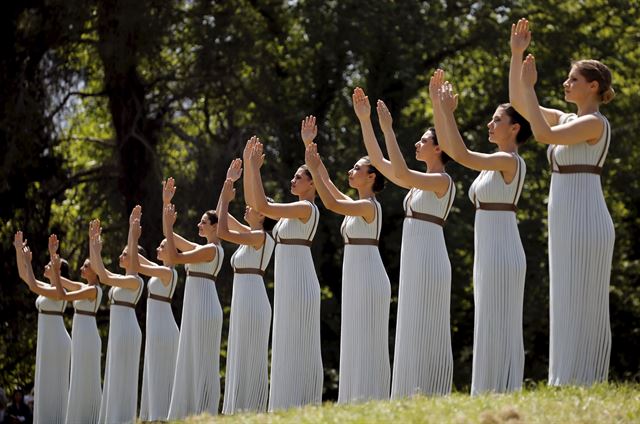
[391,219,453,398]
[548,174,614,386]
[222,274,271,414]
[99,306,142,424]
[139,299,179,421]
[268,245,323,411]
[471,211,526,395]
[34,315,71,424]
[66,314,101,424]
[168,277,223,419]
[338,245,391,404]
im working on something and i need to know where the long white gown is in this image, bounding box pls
[99,279,143,424]
[548,112,614,386]
[66,285,102,424]
[269,201,323,411]
[34,295,71,424]
[168,245,224,419]
[391,177,456,398]
[139,269,179,421]
[222,234,275,414]
[338,198,391,403]
[468,155,526,395]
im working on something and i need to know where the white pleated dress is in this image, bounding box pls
[548,112,614,386]
[469,155,526,395]
[66,285,102,424]
[269,201,323,411]
[338,198,391,403]
[222,234,275,414]
[99,279,143,424]
[168,245,224,419]
[34,295,71,424]
[140,269,179,421]
[391,177,456,399]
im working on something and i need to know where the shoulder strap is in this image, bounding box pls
[133,277,144,304]
[305,201,318,241]
[258,232,268,270]
[595,116,611,167]
[168,268,176,298]
[549,145,558,171]
[93,285,101,313]
[511,155,524,206]
[371,198,380,240]
[443,174,455,220]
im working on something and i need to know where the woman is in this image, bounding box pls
[13,232,71,424]
[510,18,615,386]
[91,207,144,423]
[138,238,179,421]
[217,154,275,414]
[303,116,391,403]
[246,136,323,410]
[164,178,224,419]
[352,88,455,397]
[431,69,531,395]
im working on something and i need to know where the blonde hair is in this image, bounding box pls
[572,59,615,104]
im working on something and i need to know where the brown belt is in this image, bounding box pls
[406,212,446,227]
[344,238,379,246]
[148,293,172,303]
[476,202,517,212]
[277,238,312,247]
[75,310,97,317]
[39,310,64,317]
[110,300,136,309]
[187,271,216,281]
[234,268,265,277]
[553,165,602,175]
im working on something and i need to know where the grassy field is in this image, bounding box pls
[180,383,640,423]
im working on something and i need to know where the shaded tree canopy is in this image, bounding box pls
[1,0,639,397]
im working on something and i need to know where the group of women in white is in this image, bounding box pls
[13,19,615,423]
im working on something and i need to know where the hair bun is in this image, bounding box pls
[602,87,615,104]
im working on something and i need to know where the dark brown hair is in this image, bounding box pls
[572,59,615,104]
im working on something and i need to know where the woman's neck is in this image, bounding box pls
[424,159,445,174]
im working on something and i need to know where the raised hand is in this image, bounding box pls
[304,143,321,169]
[300,115,318,146]
[243,136,258,162]
[48,234,59,258]
[129,205,142,240]
[376,100,393,132]
[249,141,265,169]
[163,204,177,228]
[352,87,371,120]
[14,231,26,251]
[429,69,445,103]
[521,54,538,87]
[510,18,531,55]
[439,82,459,114]
[89,219,103,254]
[220,178,236,203]
[162,177,176,205]
[226,158,243,182]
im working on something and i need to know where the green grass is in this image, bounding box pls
[178,383,640,423]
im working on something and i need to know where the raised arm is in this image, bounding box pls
[127,206,142,277]
[305,144,375,220]
[216,158,251,233]
[520,55,603,145]
[377,100,450,195]
[431,73,517,173]
[18,244,63,298]
[247,141,312,221]
[352,87,411,189]
[13,231,30,285]
[88,219,140,290]
[162,177,199,252]
[218,178,266,248]
[163,203,217,264]
[48,235,67,299]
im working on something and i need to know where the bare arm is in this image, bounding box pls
[377,100,450,195]
[88,219,140,290]
[217,158,251,233]
[163,203,217,264]
[352,87,411,189]
[217,178,266,248]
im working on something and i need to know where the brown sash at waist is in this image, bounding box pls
[39,310,64,317]
[148,293,172,303]
[110,300,136,309]
[75,310,97,317]
[277,238,313,247]
[234,268,266,277]
[187,270,216,281]
[476,202,518,212]
[344,238,379,246]
[405,211,446,227]
[553,164,602,175]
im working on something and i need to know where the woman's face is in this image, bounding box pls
[290,167,313,196]
[197,213,216,238]
[156,239,167,262]
[487,107,517,145]
[80,258,97,283]
[347,159,374,189]
[244,205,263,226]
[118,247,128,269]
[563,66,598,104]
[415,130,437,161]
[43,261,52,279]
